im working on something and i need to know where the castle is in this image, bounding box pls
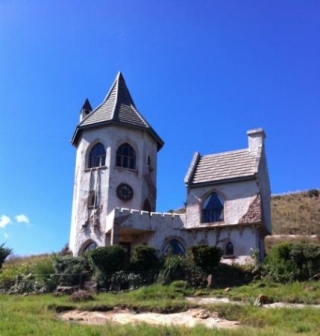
[69,72,271,264]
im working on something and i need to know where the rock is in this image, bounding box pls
[192,309,210,319]
[55,285,79,295]
[258,294,270,304]
[207,274,214,288]
[224,287,231,292]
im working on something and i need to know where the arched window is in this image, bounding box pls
[163,239,185,255]
[143,199,152,212]
[201,192,224,223]
[116,143,136,169]
[88,143,106,168]
[225,242,234,256]
[82,241,97,254]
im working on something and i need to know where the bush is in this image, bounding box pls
[0,243,12,269]
[264,242,320,282]
[159,254,187,284]
[54,255,91,287]
[187,245,222,274]
[89,246,127,289]
[131,245,160,272]
[89,246,127,274]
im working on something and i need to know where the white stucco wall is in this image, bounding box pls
[69,124,159,256]
[185,180,260,229]
[107,208,260,264]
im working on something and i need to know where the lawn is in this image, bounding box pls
[1,282,320,335]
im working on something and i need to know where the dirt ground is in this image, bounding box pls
[60,307,240,329]
[60,297,320,329]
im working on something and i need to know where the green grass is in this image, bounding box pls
[206,280,320,304]
[1,282,320,335]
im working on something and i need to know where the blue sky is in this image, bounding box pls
[1,1,319,256]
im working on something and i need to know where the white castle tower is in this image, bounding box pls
[69,73,164,256]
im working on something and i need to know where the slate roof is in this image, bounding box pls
[184,148,261,186]
[72,73,164,149]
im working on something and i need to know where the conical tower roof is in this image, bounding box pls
[71,72,164,149]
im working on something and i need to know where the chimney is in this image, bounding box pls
[247,128,266,152]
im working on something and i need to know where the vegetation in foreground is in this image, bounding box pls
[1,187,320,336]
[1,282,320,336]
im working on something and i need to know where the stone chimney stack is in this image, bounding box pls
[247,128,266,152]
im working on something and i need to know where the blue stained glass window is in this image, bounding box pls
[202,192,224,223]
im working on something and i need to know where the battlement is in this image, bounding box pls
[105,207,186,233]
[115,207,182,218]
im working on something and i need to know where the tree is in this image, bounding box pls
[0,243,12,269]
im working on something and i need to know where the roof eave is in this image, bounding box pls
[71,120,164,150]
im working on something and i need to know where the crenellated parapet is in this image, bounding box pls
[105,207,186,234]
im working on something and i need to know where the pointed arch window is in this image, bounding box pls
[82,241,97,254]
[201,192,224,223]
[143,199,152,212]
[163,239,185,255]
[88,143,106,168]
[226,242,234,256]
[116,143,136,169]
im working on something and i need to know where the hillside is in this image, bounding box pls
[271,189,320,234]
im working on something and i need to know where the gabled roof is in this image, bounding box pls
[184,148,261,186]
[71,72,164,149]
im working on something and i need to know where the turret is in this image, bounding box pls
[80,98,92,122]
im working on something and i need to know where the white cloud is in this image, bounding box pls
[3,232,9,239]
[15,214,30,224]
[0,215,12,228]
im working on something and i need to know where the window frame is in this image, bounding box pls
[88,142,106,169]
[225,241,234,256]
[116,143,136,169]
[201,192,224,223]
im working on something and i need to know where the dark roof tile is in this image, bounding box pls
[72,73,163,149]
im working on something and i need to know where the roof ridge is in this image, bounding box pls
[201,148,249,158]
[110,74,120,120]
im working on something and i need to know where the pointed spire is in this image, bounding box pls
[79,98,93,122]
[103,71,136,110]
[72,73,164,150]
[82,98,92,111]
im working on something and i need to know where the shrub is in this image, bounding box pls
[308,189,319,198]
[187,245,222,273]
[159,254,187,284]
[264,242,320,282]
[89,246,127,274]
[89,246,127,289]
[0,244,12,269]
[54,255,91,287]
[109,270,143,291]
[131,245,160,272]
